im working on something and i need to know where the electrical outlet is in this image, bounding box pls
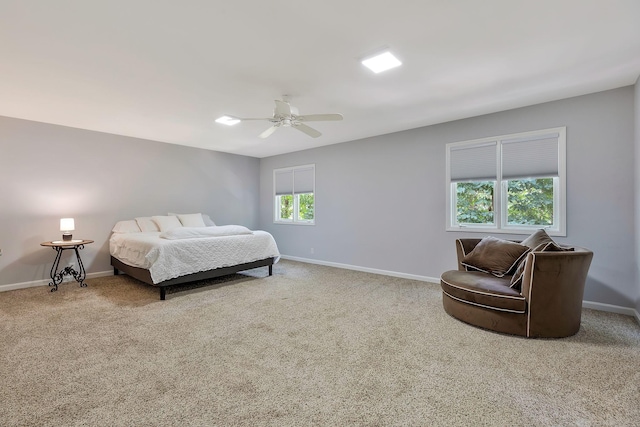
[310,247,314,254]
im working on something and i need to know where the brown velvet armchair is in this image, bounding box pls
[440,238,593,338]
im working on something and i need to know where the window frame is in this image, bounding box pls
[273,164,315,226]
[446,127,566,236]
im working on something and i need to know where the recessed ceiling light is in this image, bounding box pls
[215,115,240,126]
[361,51,402,73]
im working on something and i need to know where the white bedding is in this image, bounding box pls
[160,225,252,240]
[110,229,280,283]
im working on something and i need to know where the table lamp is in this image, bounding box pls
[60,218,75,241]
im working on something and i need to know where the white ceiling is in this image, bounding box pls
[1,1,639,158]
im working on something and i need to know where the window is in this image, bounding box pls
[446,127,566,236]
[274,164,315,225]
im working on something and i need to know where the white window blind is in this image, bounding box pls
[449,142,497,182]
[293,166,314,194]
[502,133,559,179]
[275,166,315,195]
[274,170,293,195]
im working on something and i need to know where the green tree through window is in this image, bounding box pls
[456,179,554,227]
[298,193,314,221]
[280,195,293,220]
[456,181,494,224]
[507,178,554,226]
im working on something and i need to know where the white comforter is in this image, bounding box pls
[160,225,252,239]
[110,229,280,283]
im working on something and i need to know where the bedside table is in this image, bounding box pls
[40,240,94,292]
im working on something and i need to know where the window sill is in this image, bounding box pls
[274,221,315,226]
[446,226,565,237]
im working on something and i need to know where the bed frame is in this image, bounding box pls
[111,256,274,300]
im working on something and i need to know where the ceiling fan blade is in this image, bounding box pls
[296,113,343,122]
[259,125,279,139]
[237,117,274,121]
[293,123,321,138]
[274,100,292,117]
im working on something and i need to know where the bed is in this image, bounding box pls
[109,214,280,300]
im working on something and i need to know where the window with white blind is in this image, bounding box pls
[274,164,315,224]
[446,127,566,235]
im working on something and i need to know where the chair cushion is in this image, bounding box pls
[441,270,526,313]
[460,236,530,277]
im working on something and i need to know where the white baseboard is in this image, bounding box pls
[581,300,638,318]
[582,301,640,325]
[282,255,639,322]
[0,270,113,293]
[280,255,441,283]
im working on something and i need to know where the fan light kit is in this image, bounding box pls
[217,98,343,139]
[215,115,241,126]
[361,51,402,73]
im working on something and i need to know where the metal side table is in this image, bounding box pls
[40,239,94,292]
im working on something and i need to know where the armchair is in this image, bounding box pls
[440,238,593,338]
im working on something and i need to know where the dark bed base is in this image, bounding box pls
[111,256,274,300]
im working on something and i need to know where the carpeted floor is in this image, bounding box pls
[1,259,639,426]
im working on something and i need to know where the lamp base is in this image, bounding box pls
[62,233,73,242]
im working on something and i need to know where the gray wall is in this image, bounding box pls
[259,87,637,309]
[0,116,260,286]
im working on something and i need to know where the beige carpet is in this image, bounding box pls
[1,260,639,426]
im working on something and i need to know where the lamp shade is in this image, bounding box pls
[60,218,75,232]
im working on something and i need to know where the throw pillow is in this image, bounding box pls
[461,236,530,277]
[521,228,554,250]
[135,217,160,232]
[168,212,216,226]
[202,214,216,226]
[151,215,183,232]
[176,213,206,227]
[112,220,141,233]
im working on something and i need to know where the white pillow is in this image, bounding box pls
[168,212,216,226]
[176,213,206,227]
[112,220,141,233]
[152,215,182,232]
[135,217,160,232]
[202,214,216,226]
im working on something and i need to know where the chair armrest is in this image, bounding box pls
[521,248,594,337]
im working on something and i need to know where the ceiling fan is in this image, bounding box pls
[229,98,343,139]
